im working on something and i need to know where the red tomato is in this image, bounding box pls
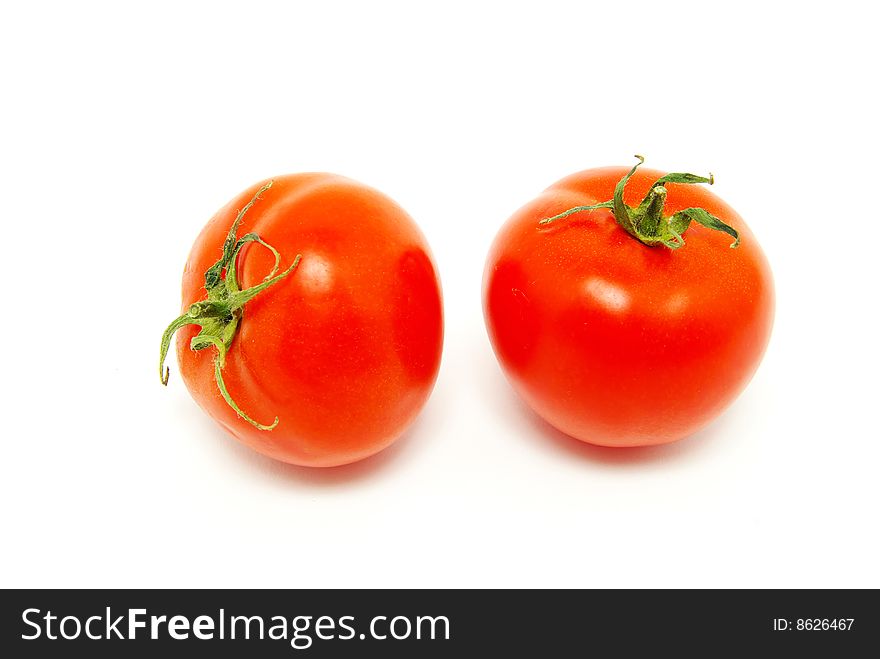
[483,158,774,447]
[161,174,443,467]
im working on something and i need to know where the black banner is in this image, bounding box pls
[1,589,876,656]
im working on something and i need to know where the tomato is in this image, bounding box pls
[160,174,443,467]
[482,157,774,447]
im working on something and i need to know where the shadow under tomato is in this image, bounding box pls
[199,400,434,487]
[515,397,722,466]
[476,338,722,467]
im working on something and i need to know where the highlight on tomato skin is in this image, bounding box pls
[160,173,444,467]
[482,158,774,448]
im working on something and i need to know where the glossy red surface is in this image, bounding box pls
[483,167,774,446]
[178,174,443,466]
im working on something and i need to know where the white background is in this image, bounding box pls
[1,1,877,588]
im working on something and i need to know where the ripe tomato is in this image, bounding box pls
[161,174,443,467]
[483,158,774,447]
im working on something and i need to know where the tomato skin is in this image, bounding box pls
[482,167,774,447]
[177,174,443,467]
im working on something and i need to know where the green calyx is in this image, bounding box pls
[539,155,740,249]
[159,181,302,430]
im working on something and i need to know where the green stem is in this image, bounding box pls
[610,154,644,236]
[538,155,739,250]
[230,254,302,309]
[158,182,302,430]
[214,354,279,431]
[160,314,193,385]
[539,201,613,225]
[635,185,667,237]
[205,181,274,289]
